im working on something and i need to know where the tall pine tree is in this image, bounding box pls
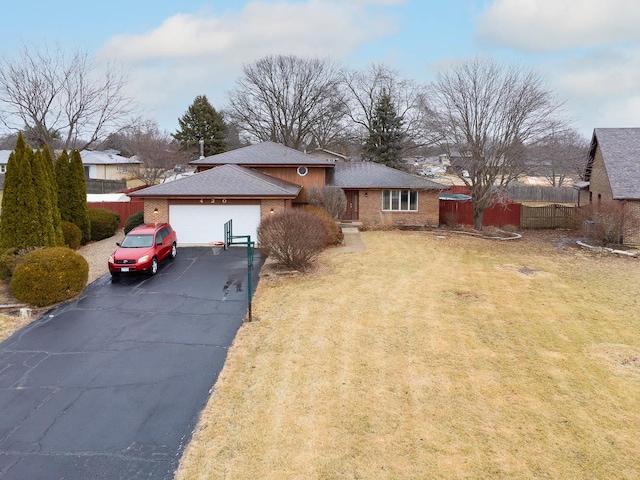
[0,133,63,249]
[56,150,91,243]
[362,91,405,168]
[173,95,227,157]
[42,145,65,245]
[0,134,38,249]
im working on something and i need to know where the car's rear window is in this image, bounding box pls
[121,234,154,248]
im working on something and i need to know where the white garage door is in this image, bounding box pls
[169,204,261,245]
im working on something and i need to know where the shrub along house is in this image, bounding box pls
[130,141,444,245]
[577,128,640,245]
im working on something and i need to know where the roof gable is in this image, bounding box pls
[190,141,335,167]
[130,164,301,198]
[590,128,640,199]
[329,162,445,190]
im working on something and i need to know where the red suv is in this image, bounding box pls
[108,223,177,277]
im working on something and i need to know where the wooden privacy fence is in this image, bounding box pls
[520,204,577,229]
[506,184,578,204]
[439,199,521,228]
[87,199,144,228]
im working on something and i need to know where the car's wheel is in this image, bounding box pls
[150,257,159,276]
[110,271,120,281]
[170,242,177,259]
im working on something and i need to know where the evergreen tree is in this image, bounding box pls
[55,150,72,221]
[0,133,41,249]
[362,91,405,168]
[69,150,91,243]
[173,95,227,157]
[31,149,58,246]
[42,145,65,245]
[56,150,91,243]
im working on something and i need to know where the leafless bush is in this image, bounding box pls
[257,209,329,270]
[578,201,637,245]
[306,185,347,219]
[300,205,342,245]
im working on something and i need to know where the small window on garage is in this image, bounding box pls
[297,166,308,176]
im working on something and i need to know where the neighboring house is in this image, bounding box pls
[130,141,444,245]
[79,150,141,181]
[578,128,640,244]
[307,148,350,162]
[0,150,11,176]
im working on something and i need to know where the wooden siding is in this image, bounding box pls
[253,166,326,203]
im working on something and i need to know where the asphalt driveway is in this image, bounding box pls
[0,246,264,479]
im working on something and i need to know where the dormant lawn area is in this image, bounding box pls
[180,231,636,478]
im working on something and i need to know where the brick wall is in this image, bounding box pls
[624,200,640,245]
[358,190,440,228]
[589,147,614,202]
[144,199,169,223]
[260,199,289,221]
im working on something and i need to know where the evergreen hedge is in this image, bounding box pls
[11,247,88,307]
[124,211,145,234]
[88,208,120,241]
[61,221,82,250]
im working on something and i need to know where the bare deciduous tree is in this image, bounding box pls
[424,57,566,229]
[120,120,185,186]
[226,55,345,150]
[306,185,347,219]
[340,63,430,156]
[527,128,589,186]
[0,44,133,151]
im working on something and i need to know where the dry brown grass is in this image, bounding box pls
[176,230,640,479]
[0,313,30,343]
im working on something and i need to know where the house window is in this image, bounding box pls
[0,165,6,174]
[297,166,308,176]
[382,189,418,211]
[117,164,128,173]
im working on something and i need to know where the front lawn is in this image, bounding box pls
[176,230,640,479]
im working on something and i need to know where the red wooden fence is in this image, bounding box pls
[439,198,521,228]
[87,200,145,228]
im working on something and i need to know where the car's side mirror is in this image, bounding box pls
[116,242,121,247]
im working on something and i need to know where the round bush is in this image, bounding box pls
[88,208,120,241]
[11,247,88,307]
[124,210,145,234]
[61,221,82,250]
[257,209,328,271]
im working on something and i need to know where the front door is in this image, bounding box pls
[343,190,359,221]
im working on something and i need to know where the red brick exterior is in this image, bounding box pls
[357,190,440,228]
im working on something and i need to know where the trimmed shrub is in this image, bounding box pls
[88,208,120,241]
[0,248,21,279]
[300,205,342,245]
[257,209,329,271]
[61,221,82,250]
[11,247,88,307]
[124,210,145,234]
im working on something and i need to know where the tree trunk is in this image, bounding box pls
[473,209,484,230]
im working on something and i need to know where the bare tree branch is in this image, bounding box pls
[0,44,134,151]
[226,55,345,150]
[424,57,566,229]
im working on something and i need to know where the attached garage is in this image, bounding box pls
[129,164,302,246]
[169,204,261,245]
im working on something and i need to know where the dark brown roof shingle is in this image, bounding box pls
[190,141,335,167]
[130,164,301,198]
[592,128,640,200]
[329,162,445,190]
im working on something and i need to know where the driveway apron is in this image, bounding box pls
[0,246,263,479]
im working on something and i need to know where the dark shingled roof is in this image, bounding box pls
[590,128,640,200]
[190,141,335,167]
[329,162,446,190]
[130,164,301,198]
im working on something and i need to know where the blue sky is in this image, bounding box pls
[3,0,640,139]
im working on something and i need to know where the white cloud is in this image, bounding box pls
[477,0,640,52]
[98,0,401,130]
[549,47,640,134]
